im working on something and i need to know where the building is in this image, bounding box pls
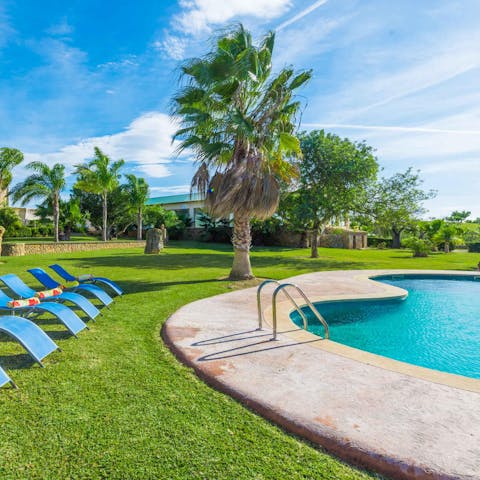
[145,193,205,227]
[12,207,40,225]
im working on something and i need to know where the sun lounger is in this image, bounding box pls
[1,273,100,321]
[49,263,123,296]
[27,269,113,307]
[0,364,16,388]
[0,288,87,337]
[0,315,59,367]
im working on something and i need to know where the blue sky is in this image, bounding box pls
[1,0,479,217]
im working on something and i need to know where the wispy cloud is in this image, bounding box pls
[46,18,74,36]
[150,184,191,195]
[0,4,15,50]
[276,0,328,31]
[304,123,480,135]
[153,34,187,61]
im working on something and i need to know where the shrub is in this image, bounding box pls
[251,217,283,246]
[403,237,431,257]
[468,242,480,253]
[368,236,392,248]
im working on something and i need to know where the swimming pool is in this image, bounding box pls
[290,275,480,379]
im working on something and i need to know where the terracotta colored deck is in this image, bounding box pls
[163,270,480,480]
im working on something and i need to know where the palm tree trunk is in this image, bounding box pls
[102,191,108,242]
[229,215,253,280]
[53,194,60,243]
[137,208,142,240]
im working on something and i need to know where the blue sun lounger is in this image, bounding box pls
[0,365,15,389]
[0,315,59,367]
[49,263,123,296]
[1,273,100,321]
[28,269,113,307]
[0,288,87,337]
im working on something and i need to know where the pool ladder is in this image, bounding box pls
[257,279,330,341]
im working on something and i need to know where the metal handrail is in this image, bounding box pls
[271,283,330,341]
[257,279,281,330]
[257,280,309,332]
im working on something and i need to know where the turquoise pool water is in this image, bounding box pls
[291,276,480,379]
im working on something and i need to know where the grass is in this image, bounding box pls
[0,242,478,479]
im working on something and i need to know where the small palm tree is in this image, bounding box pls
[172,24,310,279]
[0,147,24,205]
[123,174,149,240]
[75,147,124,241]
[10,162,65,242]
[434,223,462,253]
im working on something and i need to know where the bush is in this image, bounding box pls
[251,217,283,246]
[468,242,480,253]
[403,237,431,257]
[6,226,32,237]
[368,236,392,248]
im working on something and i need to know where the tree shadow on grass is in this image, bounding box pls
[55,251,368,274]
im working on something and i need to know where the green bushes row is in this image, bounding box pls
[5,225,55,238]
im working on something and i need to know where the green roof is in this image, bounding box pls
[145,193,203,205]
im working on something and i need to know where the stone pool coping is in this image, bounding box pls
[162,269,480,480]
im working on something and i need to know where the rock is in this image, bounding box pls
[144,228,163,254]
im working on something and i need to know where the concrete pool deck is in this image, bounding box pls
[163,270,480,480]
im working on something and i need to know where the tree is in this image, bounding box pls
[123,174,149,240]
[143,205,178,229]
[75,147,124,241]
[296,130,378,257]
[446,210,471,223]
[172,24,311,279]
[370,169,436,248]
[433,223,463,253]
[10,162,65,242]
[60,199,87,240]
[0,147,24,205]
[0,207,22,234]
[71,185,130,239]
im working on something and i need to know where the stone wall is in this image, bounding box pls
[1,241,145,256]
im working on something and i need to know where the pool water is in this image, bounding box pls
[290,276,480,379]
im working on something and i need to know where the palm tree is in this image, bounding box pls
[434,223,462,253]
[0,147,24,206]
[75,147,124,241]
[123,174,149,240]
[172,24,310,279]
[10,162,65,242]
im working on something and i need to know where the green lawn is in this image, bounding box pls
[0,242,478,479]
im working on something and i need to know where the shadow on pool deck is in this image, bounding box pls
[194,328,323,362]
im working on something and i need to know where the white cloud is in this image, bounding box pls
[174,0,292,35]
[158,0,293,60]
[154,34,187,61]
[22,112,186,180]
